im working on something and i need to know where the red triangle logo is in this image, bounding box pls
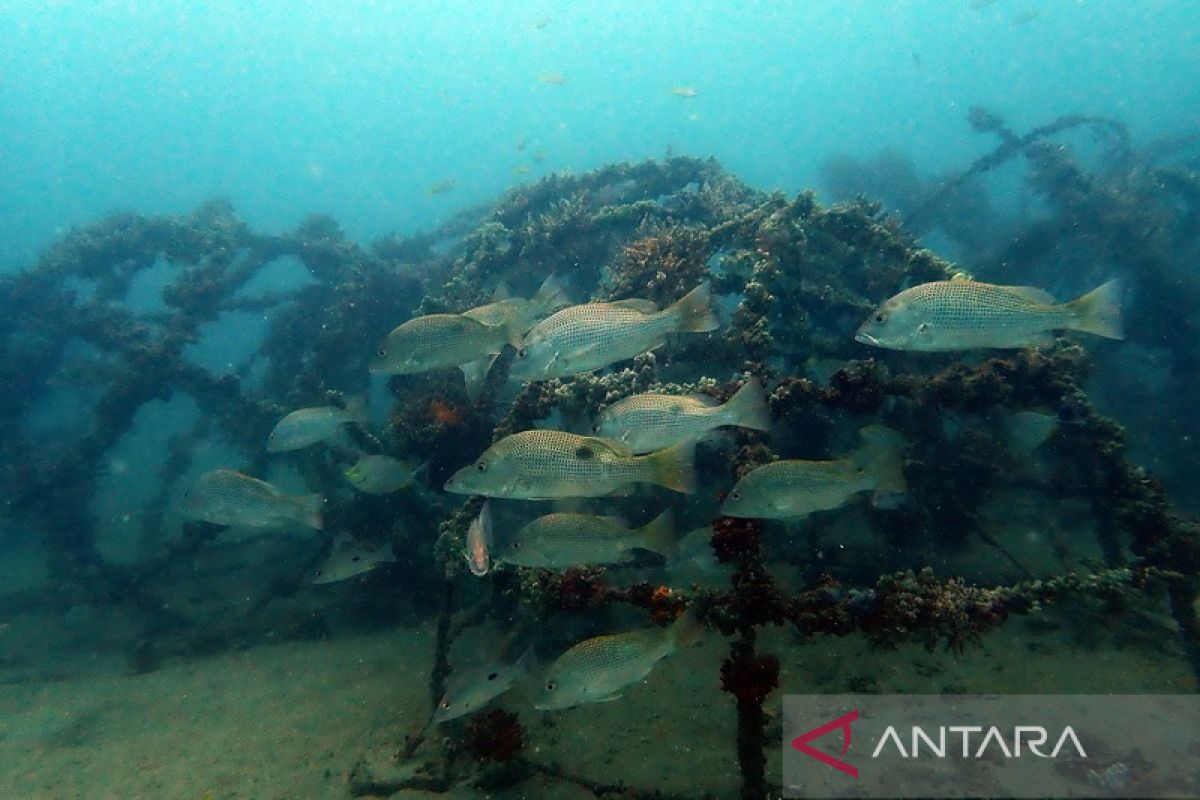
[791,708,859,779]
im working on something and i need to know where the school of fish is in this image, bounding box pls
[177,273,1122,720]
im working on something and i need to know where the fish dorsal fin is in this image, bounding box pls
[950,272,973,283]
[610,298,658,314]
[584,435,633,458]
[1006,285,1057,304]
[491,282,512,301]
[684,392,720,407]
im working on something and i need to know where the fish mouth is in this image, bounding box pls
[854,329,879,346]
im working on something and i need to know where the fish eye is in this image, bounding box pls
[591,423,600,433]
[874,313,886,324]
[730,491,741,501]
[377,348,387,358]
[511,540,521,550]
[517,348,527,359]
[544,680,557,692]
[352,556,361,562]
[439,699,451,710]
[475,462,487,472]
[487,671,498,681]
[314,570,323,577]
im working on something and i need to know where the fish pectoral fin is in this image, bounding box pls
[593,692,623,703]
[460,354,500,401]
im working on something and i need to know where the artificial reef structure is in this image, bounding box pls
[0,109,1197,798]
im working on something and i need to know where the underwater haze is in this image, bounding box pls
[3,1,1198,268]
[1,2,1199,798]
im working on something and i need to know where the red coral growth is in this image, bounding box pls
[556,567,606,612]
[645,584,686,626]
[721,650,780,706]
[465,709,524,763]
[710,516,764,563]
[427,397,465,427]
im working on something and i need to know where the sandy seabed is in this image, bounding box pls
[0,597,1189,800]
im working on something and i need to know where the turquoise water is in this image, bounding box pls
[3,1,1197,267]
[1,3,1198,798]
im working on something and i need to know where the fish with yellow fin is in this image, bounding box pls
[856,277,1122,352]
[443,430,695,499]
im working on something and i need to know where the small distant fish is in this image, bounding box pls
[516,135,528,151]
[594,378,771,453]
[427,178,458,195]
[531,149,547,163]
[465,501,494,576]
[310,534,396,584]
[1011,9,1042,27]
[267,404,360,453]
[433,648,537,723]
[370,313,523,399]
[855,278,1122,352]
[181,469,323,530]
[537,72,567,86]
[443,430,695,499]
[531,16,552,30]
[721,426,908,520]
[344,454,417,495]
[509,282,719,381]
[671,86,698,98]
[499,509,675,569]
[512,164,531,175]
[535,612,701,710]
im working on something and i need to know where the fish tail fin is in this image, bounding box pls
[722,377,771,432]
[1067,279,1123,339]
[300,494,325,530]
[637,509,677,557]
[643,440,696,494]
[666,282,719,333]
[532,273,570,314]
[851,425,908,495]
[669,609,704,649]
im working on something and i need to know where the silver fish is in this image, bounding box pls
[461,274,569,333]
[498,509,675,569]
[310,534,396,584]
[180,469,324,530]
[855,278,1122,352]
[344,454,417,494]
[370,313,522,399]
[535,612,701,711]
[443,430,695,499]
[509,282,718,381]
[593,378,770,453]
[433,648,536,723]
[267,405,359,453]
[721,426,907,520]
